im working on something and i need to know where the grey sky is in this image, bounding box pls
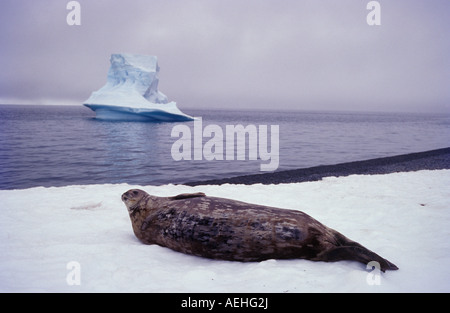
[0,0,449,112]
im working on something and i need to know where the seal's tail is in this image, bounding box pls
[321,232,398,272]
[324,245,398,272]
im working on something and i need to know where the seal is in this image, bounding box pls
[122,189,398,272]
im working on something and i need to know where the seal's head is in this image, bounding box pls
[122,189,148,214]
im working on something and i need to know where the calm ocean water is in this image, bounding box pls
[0,105,449,190]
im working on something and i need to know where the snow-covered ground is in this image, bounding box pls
[1,170,449,292]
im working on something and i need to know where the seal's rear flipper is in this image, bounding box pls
[323,246,399,272]
[170,192,206,200]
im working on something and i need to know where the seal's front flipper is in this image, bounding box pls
[170,192,206,200]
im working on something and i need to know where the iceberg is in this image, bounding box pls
[84,54,194,121]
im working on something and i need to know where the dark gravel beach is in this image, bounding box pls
[186,147,450,186]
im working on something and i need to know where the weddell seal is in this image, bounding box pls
[122,189,398,272]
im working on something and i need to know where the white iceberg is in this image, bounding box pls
[84,54,194,121]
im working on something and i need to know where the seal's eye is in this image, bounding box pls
[133,190,139,195]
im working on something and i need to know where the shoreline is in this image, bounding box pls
[2,147,449,191]
[185,147,450,186]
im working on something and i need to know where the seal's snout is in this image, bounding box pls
[122,190,148,214]
[121,191,131,202]
[122,189,141,202]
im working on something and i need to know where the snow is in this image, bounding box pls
[0,170,449,292]
[84,54,193,121]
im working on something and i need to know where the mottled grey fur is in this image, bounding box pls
[122,189,398,272]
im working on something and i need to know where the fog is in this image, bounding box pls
[1,0,449,112]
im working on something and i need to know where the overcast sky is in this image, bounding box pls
[0,0,449,113]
